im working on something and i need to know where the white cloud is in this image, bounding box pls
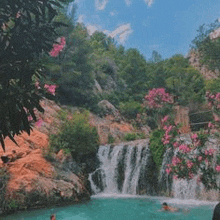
[77,14,85,23]
[87,25,99,35]
[95,0,109,10]
[144,0,154,7]
[125,0,132,6]
[110,10,118,16]
[108,23,133,44]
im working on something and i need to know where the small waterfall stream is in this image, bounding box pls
[89,140,150,195]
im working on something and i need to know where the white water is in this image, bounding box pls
[89,140,150,195]
[89,137,219,201]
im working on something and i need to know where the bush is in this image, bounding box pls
[123,132,146,141]
[119,101,143,120]
[49,111,99,161]
[107,134,115,144]
[149,129,165,171]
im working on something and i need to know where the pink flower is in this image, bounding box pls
[163,126,168,130]
[44,84,57,96]
[191,133,198,140]
[205,149,215,156]
[50,37,66,57]
[215,165,220,172]
[179,144,191,153]
[172,156,181,166]
[198,156,203,161]
[163,140,170,145]
[162,115,169,123]
[35,119,43,128]
[208,122,215,128]
[173,142,179,148]
[216,93,220,99]
[173,175,178,180]
[166,167,172,174]
[187,160,194,169]
[28,115,33,121]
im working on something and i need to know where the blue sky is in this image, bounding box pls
[69,0,220,60]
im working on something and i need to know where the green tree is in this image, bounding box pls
[164,55,205,105]
[119,48,150,101]
[0,0,72,150]
[191,19,220,71]
[49,111,99,160]
[150,50,162,63]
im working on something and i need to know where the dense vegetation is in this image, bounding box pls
[42,11,207,124]
[3,0,220,191]
[49,111,99,161]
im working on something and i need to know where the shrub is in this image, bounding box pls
[49,111,99,161]
[107,134,115,144]
[123,132,146,141]
[149,129,165,171]
[119,101,143,120]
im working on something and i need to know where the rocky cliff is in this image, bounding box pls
[0,99,141,213]
[0,100,90,213]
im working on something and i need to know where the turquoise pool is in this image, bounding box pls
[0,196,215,220]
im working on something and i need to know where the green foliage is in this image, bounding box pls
[0,0,71,150]
[205,79,220,93]
[164,55,205,105]
[118,48,150,100]
[123,132,146,141]
[149,129,165,171]
[192,19,220,71]
[119,101,143,120]
[150,50,162,63]
[107,134,115,144]
[49,111,99,160]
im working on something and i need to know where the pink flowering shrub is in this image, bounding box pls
[148,88,220,190]
[49,37,66,57]
[161,115,179,146]
[145,88,172,109]
[166,129,220,189]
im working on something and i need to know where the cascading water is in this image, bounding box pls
[89,140,151,195]
[89,135,219,200]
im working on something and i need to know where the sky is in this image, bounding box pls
[68,0,220,60]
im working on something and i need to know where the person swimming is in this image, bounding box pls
[50,214,56,220]
[161,202,179,212]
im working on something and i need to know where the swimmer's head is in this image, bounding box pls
[50,214,56,220]
[162,202,168,206]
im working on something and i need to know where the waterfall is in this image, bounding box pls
[89,136,219,200]
[89,140,150,195]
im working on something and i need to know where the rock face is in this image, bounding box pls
[189,51,220,80]
[0,101,90,213]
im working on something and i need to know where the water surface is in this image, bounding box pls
[0,196,215,220]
